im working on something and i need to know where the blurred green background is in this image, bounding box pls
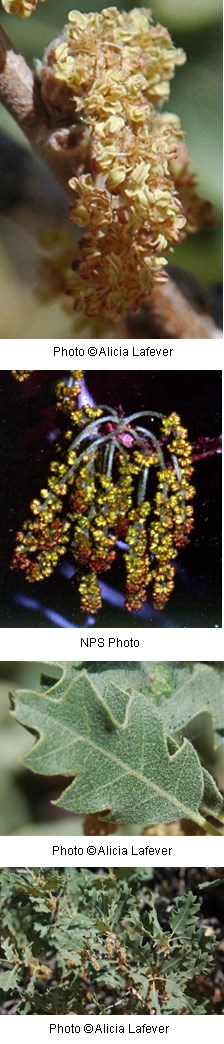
[0,0,222,335]
[0,662,85,834]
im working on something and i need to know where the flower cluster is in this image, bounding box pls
[11,373,195,615]
[37,7,211,321]
[125,504,150,613]
[12,370,32,381]
[148,412,195,610]
[2,0,45,15]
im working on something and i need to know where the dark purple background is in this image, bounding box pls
[0,370,221,628]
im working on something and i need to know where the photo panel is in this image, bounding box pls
[0,0,223,1038]
[0,661,223,837]
[0,1,222,340]
[0,370,222,629]
[0,866,223,1016]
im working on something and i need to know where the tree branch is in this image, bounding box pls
[0,25,87,195]
[125,278,221,339]
[145,279,220,338]
[0,24,45,139]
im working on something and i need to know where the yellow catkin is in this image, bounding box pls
[38,7,212,321]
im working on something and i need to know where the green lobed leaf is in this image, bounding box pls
[180,710,219,763]
[0,966,20,992]
[37,660,224,737]
[1,937,18,963]
[149,984,161,1014]
[207,739,224,792]
[158,663,224,734]
[41,661,152,698]
[200,768,223,817]
[169,892,201,939]
[61,661,224,742]
[11,668,206,826]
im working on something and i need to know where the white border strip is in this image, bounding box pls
[1,338,223,369]
[1,835,224,865]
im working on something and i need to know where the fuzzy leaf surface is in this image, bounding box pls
[157,663,224,734]
[37,662,224,737]
[0,967,20,992]
[74,663,224,735]
[11,669,205,825]
[169,892,201,939]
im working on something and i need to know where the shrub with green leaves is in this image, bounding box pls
[10,662,224,834]
[0,868,217,1014]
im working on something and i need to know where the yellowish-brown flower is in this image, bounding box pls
[37,7,213,320]
[2,0,45,15]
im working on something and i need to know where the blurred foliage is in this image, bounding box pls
[148,1,222,33]
[0,0,222,334]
